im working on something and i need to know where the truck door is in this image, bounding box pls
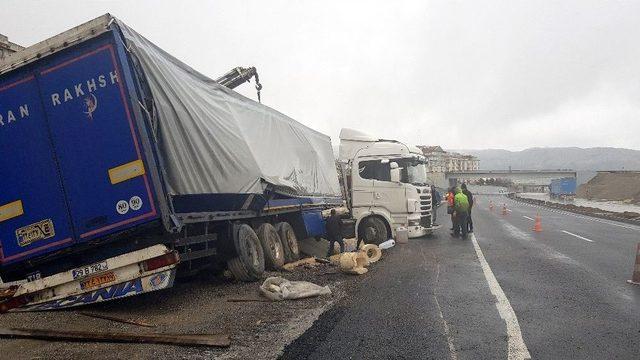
[372,178,407,217]
[0,72,75,264]
[352,159,376,207]
[37,42,157,241]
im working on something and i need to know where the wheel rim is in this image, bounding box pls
[236,225,264,273]
[286,229,298,253]
[242,233,259,268]
[270,231,282,259]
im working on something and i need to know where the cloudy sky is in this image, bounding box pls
[4,0,640,150]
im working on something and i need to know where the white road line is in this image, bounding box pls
[523,216,534,221]
[561,230,594,243]
[471,234,531,360]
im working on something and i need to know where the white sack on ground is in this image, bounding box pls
[259,277,331,301]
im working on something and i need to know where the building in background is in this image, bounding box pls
[0,34,23,61]
[417,145,479,188]
[417,145,480,173]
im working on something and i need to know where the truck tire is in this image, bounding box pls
[359,217,388,245]
[227,256,253,282]
[256,223,285,269]
[230,224,265,281]
[276,222,299,263]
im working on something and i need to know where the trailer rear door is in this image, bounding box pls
[0,71,75,263]
[37,42,157,241]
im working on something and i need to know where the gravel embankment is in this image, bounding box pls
[0,262,363,359]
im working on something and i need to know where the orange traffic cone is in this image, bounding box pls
[501,204,507,215]
[489,201,494,211]
[533,214,542,232]
[627,243,640,285]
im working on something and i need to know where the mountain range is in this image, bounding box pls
[452,147,640,172]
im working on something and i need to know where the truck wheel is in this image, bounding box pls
[227,257,253,282]
[230,224,265,281]
[276,222,299,263]
[359,217,388,245]
[256,223,285,269]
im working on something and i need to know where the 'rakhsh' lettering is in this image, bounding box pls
[50,71,118,106]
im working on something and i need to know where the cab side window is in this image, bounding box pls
[358,160,390,181]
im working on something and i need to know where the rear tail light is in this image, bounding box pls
[0,294,30,313]
[141,251,180,272]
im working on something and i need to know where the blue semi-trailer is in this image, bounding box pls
[549,177,577,199]
[0,14,343,312]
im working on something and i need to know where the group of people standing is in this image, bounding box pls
[445,184,474,238]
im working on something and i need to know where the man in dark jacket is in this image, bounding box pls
[326,209,345,257]
[431,185,441,226]
[461,183,474,233]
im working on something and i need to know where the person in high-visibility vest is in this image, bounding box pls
[446,187,456,231]
[453,187,470,238]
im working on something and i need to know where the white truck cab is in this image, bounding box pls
[338,128,434,244]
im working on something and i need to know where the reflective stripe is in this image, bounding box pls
[0,200,24,222]
[108,159,145,185]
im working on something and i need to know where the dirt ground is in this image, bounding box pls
[0,261,365,360]
[577,171,640,203]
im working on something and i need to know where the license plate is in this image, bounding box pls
[79,271,116,290]
[72,261,109,280]
[16,219,55,247]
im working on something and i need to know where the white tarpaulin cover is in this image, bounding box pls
[116,20,341,197]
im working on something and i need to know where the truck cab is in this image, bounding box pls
[338,128,434,244]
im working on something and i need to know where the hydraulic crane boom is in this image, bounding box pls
[215,66,263,102]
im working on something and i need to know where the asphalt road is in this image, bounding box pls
[281,196,640,359]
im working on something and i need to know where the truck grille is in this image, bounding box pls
[419,194,432,217]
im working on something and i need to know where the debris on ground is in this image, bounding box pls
[298,237,358,258]
[79,312,156,328]
[379,239,396,250]
[0,259,351,359]
[361,244,382,263]
[0,328,231,347]
[329,254,342,265]
[226,297,271,303]
[338,252,369,275]
[259,277,331,301]
[283,257,318,271]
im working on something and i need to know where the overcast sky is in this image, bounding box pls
[4,0,640,150]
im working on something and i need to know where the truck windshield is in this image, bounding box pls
[396,159,428,186]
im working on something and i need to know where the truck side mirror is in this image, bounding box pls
[390,162,400,182]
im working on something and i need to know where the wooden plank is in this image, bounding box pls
[282,257,317,271]
[0,328,231,348]
[79,312,156,328]
[226,297,271,303]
